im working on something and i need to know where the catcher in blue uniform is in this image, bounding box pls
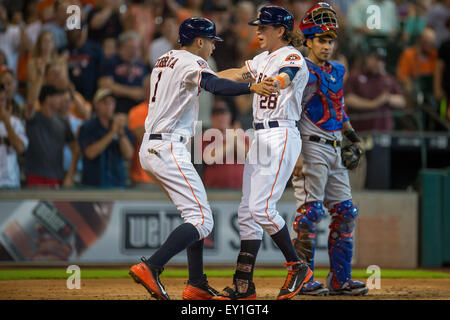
[291,2,368,296]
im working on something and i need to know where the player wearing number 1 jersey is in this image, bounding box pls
[128,17,276,301]
[213,6,312,300]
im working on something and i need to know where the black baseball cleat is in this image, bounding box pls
[212,276,257,300]
[277,260,313,300]
[182,275,219,300]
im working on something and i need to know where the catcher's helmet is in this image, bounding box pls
[299,2,338,39]
[248,6,294,31]
[179,17,223,46]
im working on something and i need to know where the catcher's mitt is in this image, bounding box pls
[341,144,363,170]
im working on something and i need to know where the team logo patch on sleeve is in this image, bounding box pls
[197,60,208,68]
[285,54,301,61]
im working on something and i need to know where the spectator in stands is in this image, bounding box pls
[41,0,77,50]
[402,0,428,46]
[0,67,23,118]
[397,27,437,100]
[37,0,56,24]
[78,88,134,188]
[127,74,152,187]
[166,0,204,24]
[24,84,79,187]
[28,49,91,122]
[0,2,31,75]
[126,0,157,63]
[426,0,450,48]
[202,100,248,189]
[434,18,450,120]
[232,1,259,61]
[98,31,148,114]
[23,0,42,45]
[27,30,63,100]
[64,23,105,102]
[16,0,43,89]
[148,15,178,67]
[0,83,28,188]
[87,0,125,45]
[210,3,241,71]
[345,48,406,132]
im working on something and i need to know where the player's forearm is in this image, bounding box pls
[216,68,243,81]
[217,68,253,82]
[201,73,251,96]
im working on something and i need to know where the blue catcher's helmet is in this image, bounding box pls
[299,2,338,40]
[248,5,294,31]
[179,17,223,46]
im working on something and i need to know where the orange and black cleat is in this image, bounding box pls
[277,260,313,300]
[212,276,257,300]
[129,258,170,300]
[182,276,219,300]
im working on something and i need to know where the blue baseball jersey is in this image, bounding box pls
[301,59,348,133]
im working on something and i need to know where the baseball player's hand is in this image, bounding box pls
[250,79,278,97]
[292,155,303,177]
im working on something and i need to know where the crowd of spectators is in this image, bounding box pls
[0,0,449,190]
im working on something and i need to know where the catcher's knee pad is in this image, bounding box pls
[292,202,325,271]
[328,200,358,288]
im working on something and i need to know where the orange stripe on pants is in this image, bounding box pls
[264,128,288,233]
[170,143,205,227]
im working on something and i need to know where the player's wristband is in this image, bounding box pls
[344,128,361,143]
[276,75,286,89]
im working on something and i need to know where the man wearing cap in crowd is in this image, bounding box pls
[78,88,134,188]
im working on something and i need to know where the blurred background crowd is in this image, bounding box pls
[0,0,449,191]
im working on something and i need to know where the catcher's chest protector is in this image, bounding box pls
[302,59,347,132]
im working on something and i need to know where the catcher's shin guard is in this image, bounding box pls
[327,200,358,289]
[292,202,325,275]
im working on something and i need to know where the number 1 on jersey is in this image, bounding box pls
[151,71,163,103]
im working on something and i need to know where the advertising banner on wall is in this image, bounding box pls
[0,200,335,265]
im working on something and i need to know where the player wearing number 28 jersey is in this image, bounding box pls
[213,6,312,301]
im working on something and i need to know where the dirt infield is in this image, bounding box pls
[1,277,450,300]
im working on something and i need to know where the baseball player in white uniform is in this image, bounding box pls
[213,6,313,300]
[129,17,276,300]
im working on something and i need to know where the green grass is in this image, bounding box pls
[0,268,449,280]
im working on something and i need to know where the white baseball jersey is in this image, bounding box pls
[145,50,215,138]
[245,45,308,121]
[238,45,309,241]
